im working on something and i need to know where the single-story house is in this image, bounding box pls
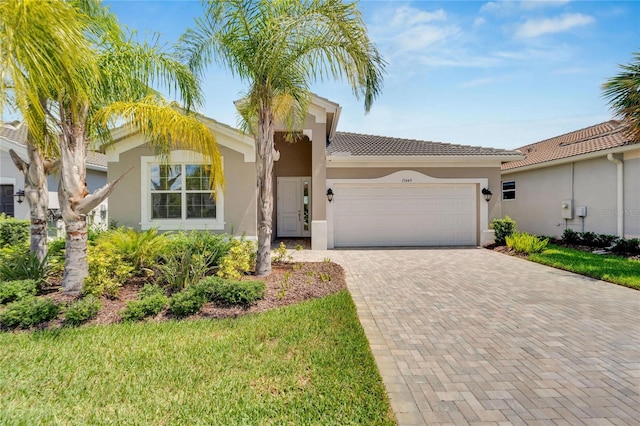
[0,121,109,224]
[501,120,640,239]
[105,95,522,249]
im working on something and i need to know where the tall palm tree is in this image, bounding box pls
[0,0,96,261]
[180,0,385,275]
[2,0,224,294]
[603,52,640,142]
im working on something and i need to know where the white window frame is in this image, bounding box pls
[502,180,516,200]
[140,150,224,231]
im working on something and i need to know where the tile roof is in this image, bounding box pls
[502,120,637,171]
[328,131,521,157]
[0,121,107,169]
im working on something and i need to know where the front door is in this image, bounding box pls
[277,177,311,237]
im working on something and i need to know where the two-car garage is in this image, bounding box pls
[332,183,477,247]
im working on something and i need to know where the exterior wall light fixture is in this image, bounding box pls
[482,188,492,202]
[326,188,334,202]
[14,189,25,204]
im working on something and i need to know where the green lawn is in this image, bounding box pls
[0,291,395,425]
[529,244,640,290]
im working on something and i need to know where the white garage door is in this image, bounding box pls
[333,184,477,247]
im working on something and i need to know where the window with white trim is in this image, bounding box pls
[141,151,224,230]
[502,180,515,200]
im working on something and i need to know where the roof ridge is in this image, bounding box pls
[333,130,503,151]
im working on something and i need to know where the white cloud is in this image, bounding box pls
[515,13,594,38]
[473,17,486,27]
[520,0,571,10]
[390,6,447,27]
[481,0,570,15]
[458,77,502,88]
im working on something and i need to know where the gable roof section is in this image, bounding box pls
[328,131,522,157]
[0,121,107,171]
[502,120,637,172]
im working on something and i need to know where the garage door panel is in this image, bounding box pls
[334,184,476,247]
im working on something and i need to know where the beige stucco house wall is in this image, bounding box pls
[502,147,640,239]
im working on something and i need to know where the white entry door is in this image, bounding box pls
[277,177,311,237]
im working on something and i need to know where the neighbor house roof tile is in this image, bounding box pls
[328,132,521,157]
[502,120,637,171]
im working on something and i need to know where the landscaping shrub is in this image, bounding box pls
[196,276,265,305]
[98,227,170,271]
[121,287,169,322]
[169,287,206,318]
[491,216,516,246]
[0,244,29,278]
[506,232,549,255]
[84,246,134,298]
[158,248,212,291]
[167,231,232,268]
[561,229,581,245]
[0,214,29,247]
[214,279,265,305]
[193,276,224,301]
[611,238,640,255]
[0,279,38,305]
[0,297,60,329]
[217,238,256,279]
[594,234,619,249]
[580,231,598,247]
[64,295,101,327]
[0,251,51,285]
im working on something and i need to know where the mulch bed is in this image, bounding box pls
[39,262,346,329]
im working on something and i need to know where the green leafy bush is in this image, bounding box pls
[196,276,265,305]
[0,279,38,305]
[0,251,51,285]
[64,295,101,327]
[168,287,206,318]
[594,234,619,249]
[580,232,597,247]
[561,229,580,245]
[491,216,516,246]
[0,214,29,247]
[158,248,212,291]
[612,238,640,255]
[120,287,169,322]
[84,245,134,298]
[506,232,549,254]
[98,227,170,271]
[217,238,256,279]
[166,231,232,268]
[0,297,60,329]
[214,279,265,305]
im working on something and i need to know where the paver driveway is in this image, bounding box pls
[292,248,640,425]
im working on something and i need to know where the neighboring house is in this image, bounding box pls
[0,121,109,225]
[105,95,522,249]
[501,120,640,239]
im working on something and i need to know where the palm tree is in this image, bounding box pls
[2,0,224,294]
[179,0,385,275]
[603,52,640,142]
[0,0,97,261]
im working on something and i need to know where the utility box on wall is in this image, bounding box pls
[576,206,587,217]
[561,199,573,219]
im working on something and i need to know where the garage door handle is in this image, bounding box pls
[298,210,301,220]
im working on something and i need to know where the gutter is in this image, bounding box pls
[607,153,624,237]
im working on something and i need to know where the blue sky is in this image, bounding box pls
[105,0,639,150]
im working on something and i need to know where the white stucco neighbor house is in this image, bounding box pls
[104,94,523,249]
[501,120,640,239]
[0,121,109,226]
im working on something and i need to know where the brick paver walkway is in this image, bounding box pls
[292,248,640,425]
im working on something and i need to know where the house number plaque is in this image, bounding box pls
[402,178,413,183]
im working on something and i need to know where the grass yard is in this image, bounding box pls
[529,244,640,290]
[0,291,395,425]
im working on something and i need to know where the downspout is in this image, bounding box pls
[606,153,624,237]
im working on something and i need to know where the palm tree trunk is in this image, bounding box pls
[9,142,56,262]
[59,123,89,295]
[255,106,275,276]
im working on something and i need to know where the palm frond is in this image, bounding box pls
[97,96,225,191]
[603,52,640,142]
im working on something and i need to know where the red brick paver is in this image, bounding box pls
[293,248,640,425]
